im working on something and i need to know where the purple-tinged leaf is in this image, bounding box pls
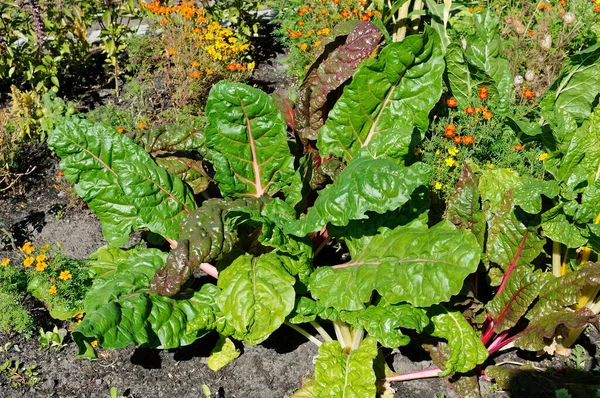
[526,262,600,322]
[514,308,596,351]
[446,163,485,249]
[295,21,382,141]
[487,267,543,333]
[424,343,481,398]
[271,93,295,130]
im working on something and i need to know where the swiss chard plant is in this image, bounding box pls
[44,10,600,397]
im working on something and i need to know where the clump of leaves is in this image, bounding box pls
[0,360,40,389]
[38,326,67,351]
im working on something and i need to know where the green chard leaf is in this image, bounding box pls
[485,193,545,274]
[127,123,206,154]
[541,203,589,248]
[514,308,596,352]
[48,116,197,246]
[287,296,340,324]
[285,157,431,236]
[151,198,261,296]
[423,343,482,398]
[462,10,513,113]
[526,262,600,322]
[444,42,476,107]
[205,81,296,198]
[207,336,240,371]
[512,179,560,214]
[318,27,444,163]
[542,43,600,124]
[154,156,210,195]
[339,300,429,348]
[308,221,481,311]
[428,306,488,376]
[295,21,382,141]
[446,164,486,249]
[217,252,295,345]
[487,267,545,333]
[293,337,378,398]
[73,248,222,357]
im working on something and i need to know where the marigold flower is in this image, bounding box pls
[465,107,475,115]
[446,97,458,107]
[167,48,175,55]
[36,262,47,272]
[205,68,213,75]
[75,313,84,319]
[435,182,443,190]
[138,122,147,129]
[463,135,475,145]
[341,9,350,18]
[36,254,46,263]
[190,71,201,79]
[49,285,57,295]
[20,242,35,254]
[528,29,534,36]
[50,277,55,283]
[57,171,64,177]
[476,5,483,11]
[453,136,463,144]
[1,258,9,266]
[523,89,535,99]
[595,5,600,12]
[478,86,489,100]
[117,126,125,133]
[91,340,98,347]
[41,244,50,253]
[514,144,523,151]
[483,111,493,120]
[59,270,72,280]
[191,60,201,67]
[248,62,256,70]
[24,257,34,267]
[539,152,549,161]
[445,124,457,136]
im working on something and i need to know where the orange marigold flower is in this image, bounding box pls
[36,254,46,263]
[463,135,475,145]
[117,126,125,133]
[446,97,458,107]
[190,71,201,79]
[514,144,523,151]
[559,0,565,4]
[483,111,493,120]
[59,270,72,280]
[523,89,535,99]
[478,86,489,100]
[341,9,350,18]
[20,242,35,254]
[138,122,147,129]
[453,136,463,144]
[49,285,57,295]
[57,171,64,176]
[192,60,201,67]
[476,5,483,11]
[24,256,34,267]
[1,258,9,267]
[298,21,304,26]
[75,313,84,319]
[465,107,475,115]
[594,5,600,12]
[445,124,457,137]
[35,262,47,272]
[167,48,175,55]
[528,29,534,36]
[227,63,237,71]
[91,340,98,347]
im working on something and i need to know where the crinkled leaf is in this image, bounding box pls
[318,27,444,163]
[487,267,544,333]
[463,10,513,113]
[543,43,600,124]
[574,180,600,224]
[207,336,240,371]
[423,343,481,398]
[486,194,545,273]
[73,248,220,357]
[542,203,589,248]
[217,253,295,345]
[295,21,382,141]
[48,116,197,246]
[151,198,261,296]
[293,337,378,398]
[446,164,486,249]
[512,179,560,214]
[127,123,205,154]
[527,262,600,322]
[444,42,476,107]
[155,156,210,195]
[514,308,596,351]
[287,297,340,324]
[205,81,295,198]
[308,221,480,310]
[339,301,429,348]
[428,306,488,376]
[478,168,521,211]
[87,245,138,278]
[285,158,431,236]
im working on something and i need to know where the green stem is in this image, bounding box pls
[310,321,333,342]
[333,320,353,350]
[285,322,322,347]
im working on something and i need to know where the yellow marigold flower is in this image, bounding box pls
[191,60,201,67]
[445,158,457,167]
[36,254,46,263]
[1,258,9,267]
[35,262,47,272]
[24,256,34,267]
[49,285,57,295]
[205,68,213,75]
[20,242,35,254]
[435,150,440,155]
[435,182,443,190]
[138,122,147,129]
[40,244,50,253]
[447,146,459,156]
[91,340,98,347]
[539,153,548,161]
[248,61,255,70]
[59,270,73,281]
